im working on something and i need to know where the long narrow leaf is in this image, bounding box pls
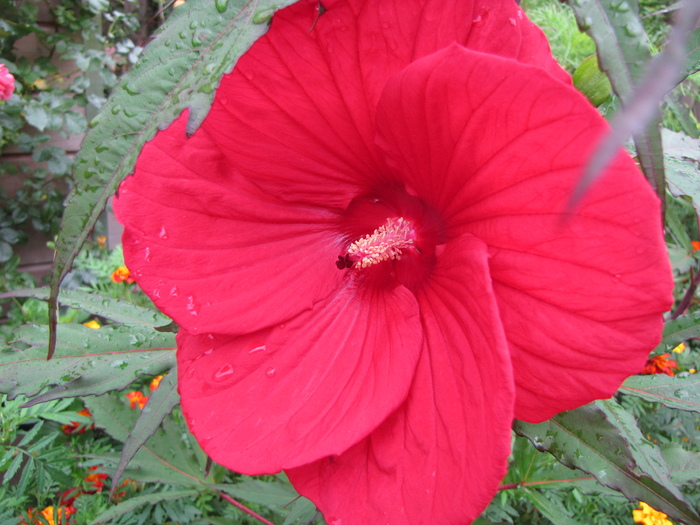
[113,369,180,491]
[47,0,297,358]
[514,399,700,525]
[620,374,700,414]
[1,287,171,327]
[0,323,175,402]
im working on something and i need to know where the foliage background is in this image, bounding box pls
[1,0,699,524]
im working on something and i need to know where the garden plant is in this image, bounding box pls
[1,0,700,524]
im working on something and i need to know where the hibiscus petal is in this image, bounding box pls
[200,0,566,207]
[288,235,514,525]
[320,0,569,109]
[178,278,422,473]
[374,45,673,422]
[114,112,345,335]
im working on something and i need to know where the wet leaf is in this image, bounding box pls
[620,374,700,415]
[1,287,172,328]
[514,399,700,525]
[0,323,175,402]
[48,0,297,358]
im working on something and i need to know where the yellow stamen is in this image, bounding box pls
[347,217,415,269]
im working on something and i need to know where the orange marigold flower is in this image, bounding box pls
[692,241,700,252]
[111,266,134,284]
[633,502,673,525]
[96,236,107,248]
[126,390,148,409]
[641,353,678,377]
[61,408,94,435]
[29,506,75,525]
[150,374,165,391]
[84,466,109,492]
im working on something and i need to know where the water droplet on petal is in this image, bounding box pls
[213,364,235,382]
[170,286,179,297]
[159,226,169,240]
[186,296,198,316]
[204,348,214,355]
[249,345,266,354]
[265,367,276,378]
[508,17,516,25]
[144,246,151,262]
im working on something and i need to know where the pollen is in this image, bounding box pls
[345,217,416,269]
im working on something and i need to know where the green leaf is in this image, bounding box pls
[282,497,318,525]
[523,488,585,525]
[564,0,664,197]
[23,103,50,131]
[1,287,172,327]
[48,0,297,358]
[213,478,300,509]
[113,369,180,489]
[660,443,700,486]
[514,399,700,525]
[84,393,206,486]
[565,0,650,100]
[620,374,700,414]
[683,28,700,77]
[88,489,200,525]
[0,323,175,402]
[663,129,700,212]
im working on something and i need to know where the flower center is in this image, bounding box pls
[338,217,416,270]
[337,188,446,289]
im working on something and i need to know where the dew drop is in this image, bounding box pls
[249,345,266,354]
[213,364,235,381]
[144,246,151,262]
[265,367,276,378]
[152,289,161,298]
[207,334,214,340]
[508,17,516,25]
[204,348,214,356]
[170,286,179,297]
[472,15,482,22]
[186,296,198,316]
[159,226,169,240]
[674,389,690,399]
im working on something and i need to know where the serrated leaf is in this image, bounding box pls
[1,287,172,327]
[89,489,200,525]
[48,0,297,358]
[620,374,700,414]
[523,488,585,525]
[514,399,700,525]
[565,0,665,199]
[654,310,700,351]
[0,323,175,402]
[84,394,205,486]
[113,369,180,490]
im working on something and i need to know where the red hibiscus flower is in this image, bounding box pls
[114,0,673,522]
